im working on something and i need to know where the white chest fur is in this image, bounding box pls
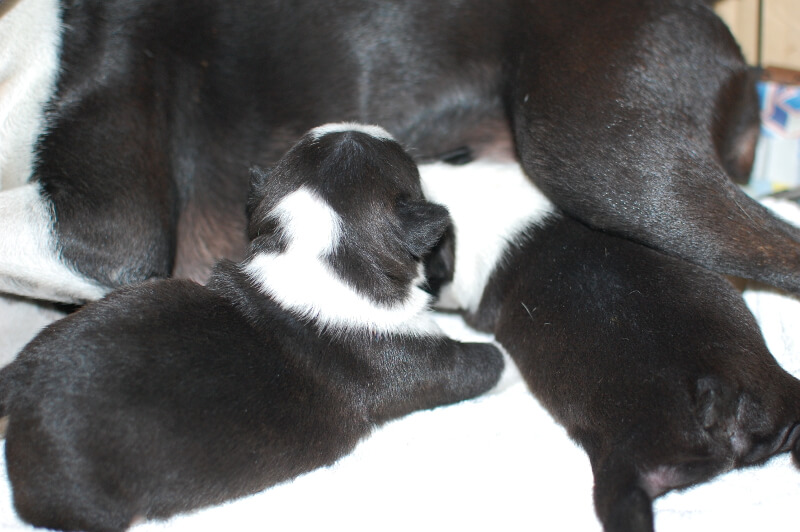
[0,0,61,190]
[419,161,555,314]
[244,187,440,336]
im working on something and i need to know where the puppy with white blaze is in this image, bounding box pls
[0,124,504,532]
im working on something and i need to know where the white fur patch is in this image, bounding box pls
[0,0,61,190]
[0,183,109,303]
[245,187,440,336]
[420,161,555,313]
[310,122,394,142]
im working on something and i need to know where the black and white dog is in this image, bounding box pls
[0,124,504,532]
[422,161,800,532]
[0,0,798,306]
[2,1,800,530]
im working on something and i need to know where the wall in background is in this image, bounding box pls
[715,0,800,70]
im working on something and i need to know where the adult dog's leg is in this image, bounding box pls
[0,85,178,304]
[41,105,176,284]
[0,184,109,303]
[0,0,180,303]
[511,0,800,294]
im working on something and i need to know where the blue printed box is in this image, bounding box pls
[750,81,800,197]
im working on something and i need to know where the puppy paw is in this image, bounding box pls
[460,342,504,384]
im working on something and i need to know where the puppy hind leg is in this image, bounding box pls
[590,453,655,532]
[13,491,133,532]
[598,490,654,532]
[7,429,135,532]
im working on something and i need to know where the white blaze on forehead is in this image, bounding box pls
[244,187,440,336]
[0,183,109,303]
[309,122,395,142]
[420,161,555,314]
[0,0,61,190]
[269,185,343,255]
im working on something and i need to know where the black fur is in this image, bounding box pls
[26,0,800,297]
[463,211,800,532]
[7,0,800,529]
[0,127,504,532]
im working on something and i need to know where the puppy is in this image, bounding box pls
[1,0,799,308]
[422,161,800,532]
[0,125,504,532]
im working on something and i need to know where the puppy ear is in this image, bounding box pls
[397,199,452,259]
[247,165,299,240]
[247,166,272,219]
[423,224,456,296]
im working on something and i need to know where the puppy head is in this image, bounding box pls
[248,123,451,304]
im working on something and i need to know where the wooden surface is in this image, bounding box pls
[716,0,800,70]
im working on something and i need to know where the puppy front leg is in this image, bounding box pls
[368,338,504,423]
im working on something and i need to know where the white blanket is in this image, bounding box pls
[1,201,799,531]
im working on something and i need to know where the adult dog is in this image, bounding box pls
[0,0,796,305]
[1,1,800,530]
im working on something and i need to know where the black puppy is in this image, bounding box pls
[422,162,800,532]
[0,125,504,532]
[1,0,799,307]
